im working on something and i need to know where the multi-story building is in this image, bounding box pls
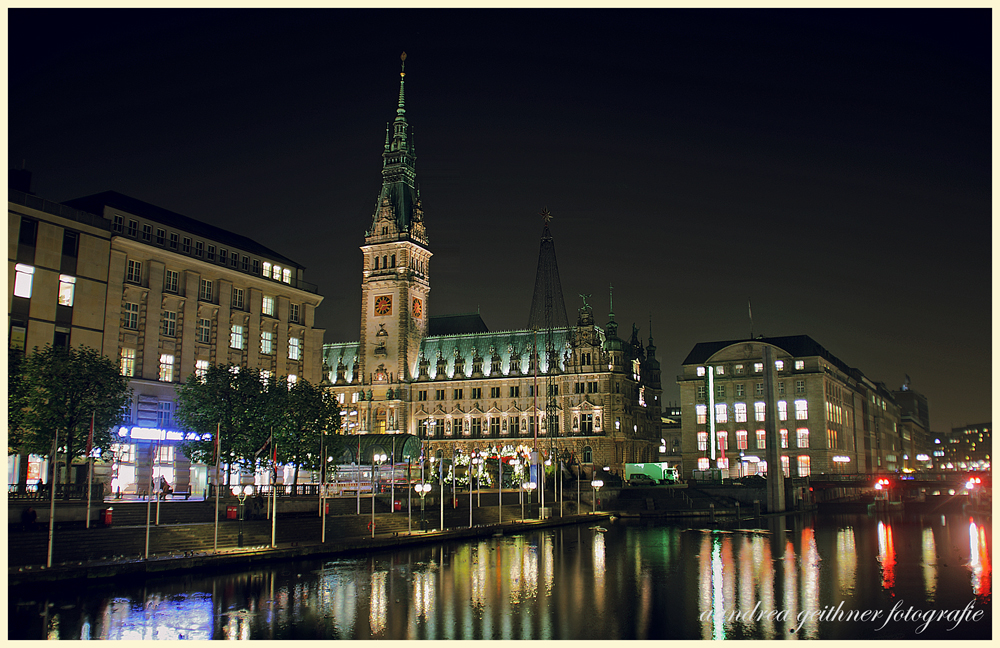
[936,423,991,471]
[678,335,904,478]
[13,190,326,496]
[892,383,933,470]
[660,404,682,469]
[322,57,662,477]
[8,171,115,488]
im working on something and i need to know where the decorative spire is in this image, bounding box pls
[367,52,425,244]
[605,284,619,340]
[527,209,570,331]
[396,52,407,121]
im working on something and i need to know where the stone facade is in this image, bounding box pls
[678,336,906,478]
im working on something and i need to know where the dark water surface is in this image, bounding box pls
[9,512,991,639]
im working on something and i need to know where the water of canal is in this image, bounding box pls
[9,512,991,640]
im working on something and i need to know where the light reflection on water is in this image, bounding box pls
[10,513,992,640]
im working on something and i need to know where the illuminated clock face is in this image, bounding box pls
[412,297,423,319]
[374,295,392,316]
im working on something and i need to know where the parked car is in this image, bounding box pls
[628,474,656,487]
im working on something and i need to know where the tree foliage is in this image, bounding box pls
[175,365,341,479]
[13,345,131,464]
[273,379,342,483]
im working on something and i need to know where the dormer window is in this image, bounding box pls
[382,227,388,235]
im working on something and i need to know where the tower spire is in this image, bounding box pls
[527,208,570,331]
[368,52,426,245]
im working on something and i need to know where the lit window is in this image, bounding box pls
[715,365,724,375]
[715,403,728,424]
[199,279,213,301]
[796,428,810,448]
[126,259,142,284]
[780,429,788,448]
[753,362,763,373]
[697,432,708,451]
[796,455,811,476]
[795,360,804,370]
[717,457,729,470]
[697,457,710,471]
[162,311,177,337]
[777,400,787,421]
[717,431,728,451]
[58,275,76,306]
[262,262,271,277]
[736,430,748,450]
[159,354,174,382]
[157,401,172,427]
[287,374,297,387]
[197,318,211,343]
[734,402,747,422]
[696,404,707,425]
[282,268,291,284]
[261,330,273,354]
[754,402,766,422]
[288,337,301,360]
[120,348,136,377]
[272,265,281,280]
[734,364,744,375]
[262,296,275,316]
[230,325,245,349]
[795,399,808,420]
[781,456,790,478]
[164,269,179,293]
[756,430,766,449]
[775,360,784,371]
[196,359,209,379]
[696,366,706,377]
[123,303,139,330]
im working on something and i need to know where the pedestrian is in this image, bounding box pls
[21,505,37,531]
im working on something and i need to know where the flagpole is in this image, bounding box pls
[214,422,221,553]
[144,440,154,559]
[271,440,277,549]
[85,412,94,529]
[46,429,58,568]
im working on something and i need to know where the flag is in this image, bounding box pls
[85,412,95,458]
[255,433,273,460]
[214,422,221,466]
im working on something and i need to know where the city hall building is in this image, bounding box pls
[322,57,662,477]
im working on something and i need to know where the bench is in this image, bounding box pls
[170,491,192,500]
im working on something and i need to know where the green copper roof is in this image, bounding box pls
[368,52,424,241]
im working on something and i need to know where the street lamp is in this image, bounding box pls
[415,482,431,531]
[372,453,386,538]
[471,455,484,506]
[232,484,253,547]
[591,479,604,513]
[521,481,536,520]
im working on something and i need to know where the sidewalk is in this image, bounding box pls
[9,512,609,588]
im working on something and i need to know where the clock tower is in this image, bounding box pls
[359,52,431,399]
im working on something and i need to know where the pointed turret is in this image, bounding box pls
[527,208,570,330]
[368,52,426,246]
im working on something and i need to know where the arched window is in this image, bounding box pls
[390,254,396,267]
[383,255,388,269]
[374,256,379,270]
[583,446,593,463]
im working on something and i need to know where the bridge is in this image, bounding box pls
[807,472,988,490]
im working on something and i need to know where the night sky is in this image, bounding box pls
[9,9,991,433]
